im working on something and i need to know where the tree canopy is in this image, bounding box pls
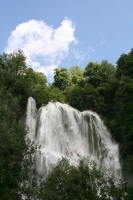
[40,158,133,200]
[116,48,133,79]
[53,68,71,90]
[69,65,84,85]
[84,60,116,88]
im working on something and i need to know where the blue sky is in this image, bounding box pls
[1,0,133,82]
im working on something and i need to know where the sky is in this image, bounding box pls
[0,0,133,82]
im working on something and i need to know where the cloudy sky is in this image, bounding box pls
[0,0,133,82]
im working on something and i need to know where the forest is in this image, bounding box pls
[0,48,133,199]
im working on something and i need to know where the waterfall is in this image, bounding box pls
[26,97,121,178]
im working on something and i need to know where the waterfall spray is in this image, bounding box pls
[26,97,121,178]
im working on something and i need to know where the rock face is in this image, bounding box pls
[26,97,121,178]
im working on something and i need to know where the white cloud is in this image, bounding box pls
[100,38,106,46]
[5,18,76,81]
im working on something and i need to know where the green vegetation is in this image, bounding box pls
[0,48,133,199]
[40,157,133,200]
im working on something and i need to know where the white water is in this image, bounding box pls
[26,97,121,178]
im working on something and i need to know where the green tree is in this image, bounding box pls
[40,157,133,200]
[0,50,27,90]
[66,85,105,112]
[19,140,41,200]
[0,50,26,76]
[0,88,41,200]
[84,62,101,88]
[0,50,29,108]
[122,155,133,185]
[116,48,133,80]
[113,76,133,157]
[53,68,71,90]
[84,60,117,126]
[84,60,116,88]
[0,89,27,199]
[0,50,42,199]
[24,68,47,107]
[66,85,86,111]
[25,68,47,87]
[46,86,66,103]
[69,65,84,86]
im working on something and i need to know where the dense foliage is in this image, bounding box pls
[0,90,26,199]
[40,158,133,200]
[0,48,133,199]
[0,51,44,199]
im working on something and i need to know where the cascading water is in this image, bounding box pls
[26,97,121,178]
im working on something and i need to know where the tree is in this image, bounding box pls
[69,65,84,86]
[0,50,28,108]
[0,50,42,199]
[0,89,27,199]
[84,62,101,88]
[116,48,133,80]
[0,49,26,76]
[84,61,116,88]
[84,60,117,125]
[19,140,41,200]
[66,84,105,112]
[24,68,47,107]
[0,50,27,89]
[0,88,41,200]
[53,68,71,90]
[113,76,133,157]
[40,157,133,200]
[46,86,66,103]
[25,68,47,86]
[66,85,86,111]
